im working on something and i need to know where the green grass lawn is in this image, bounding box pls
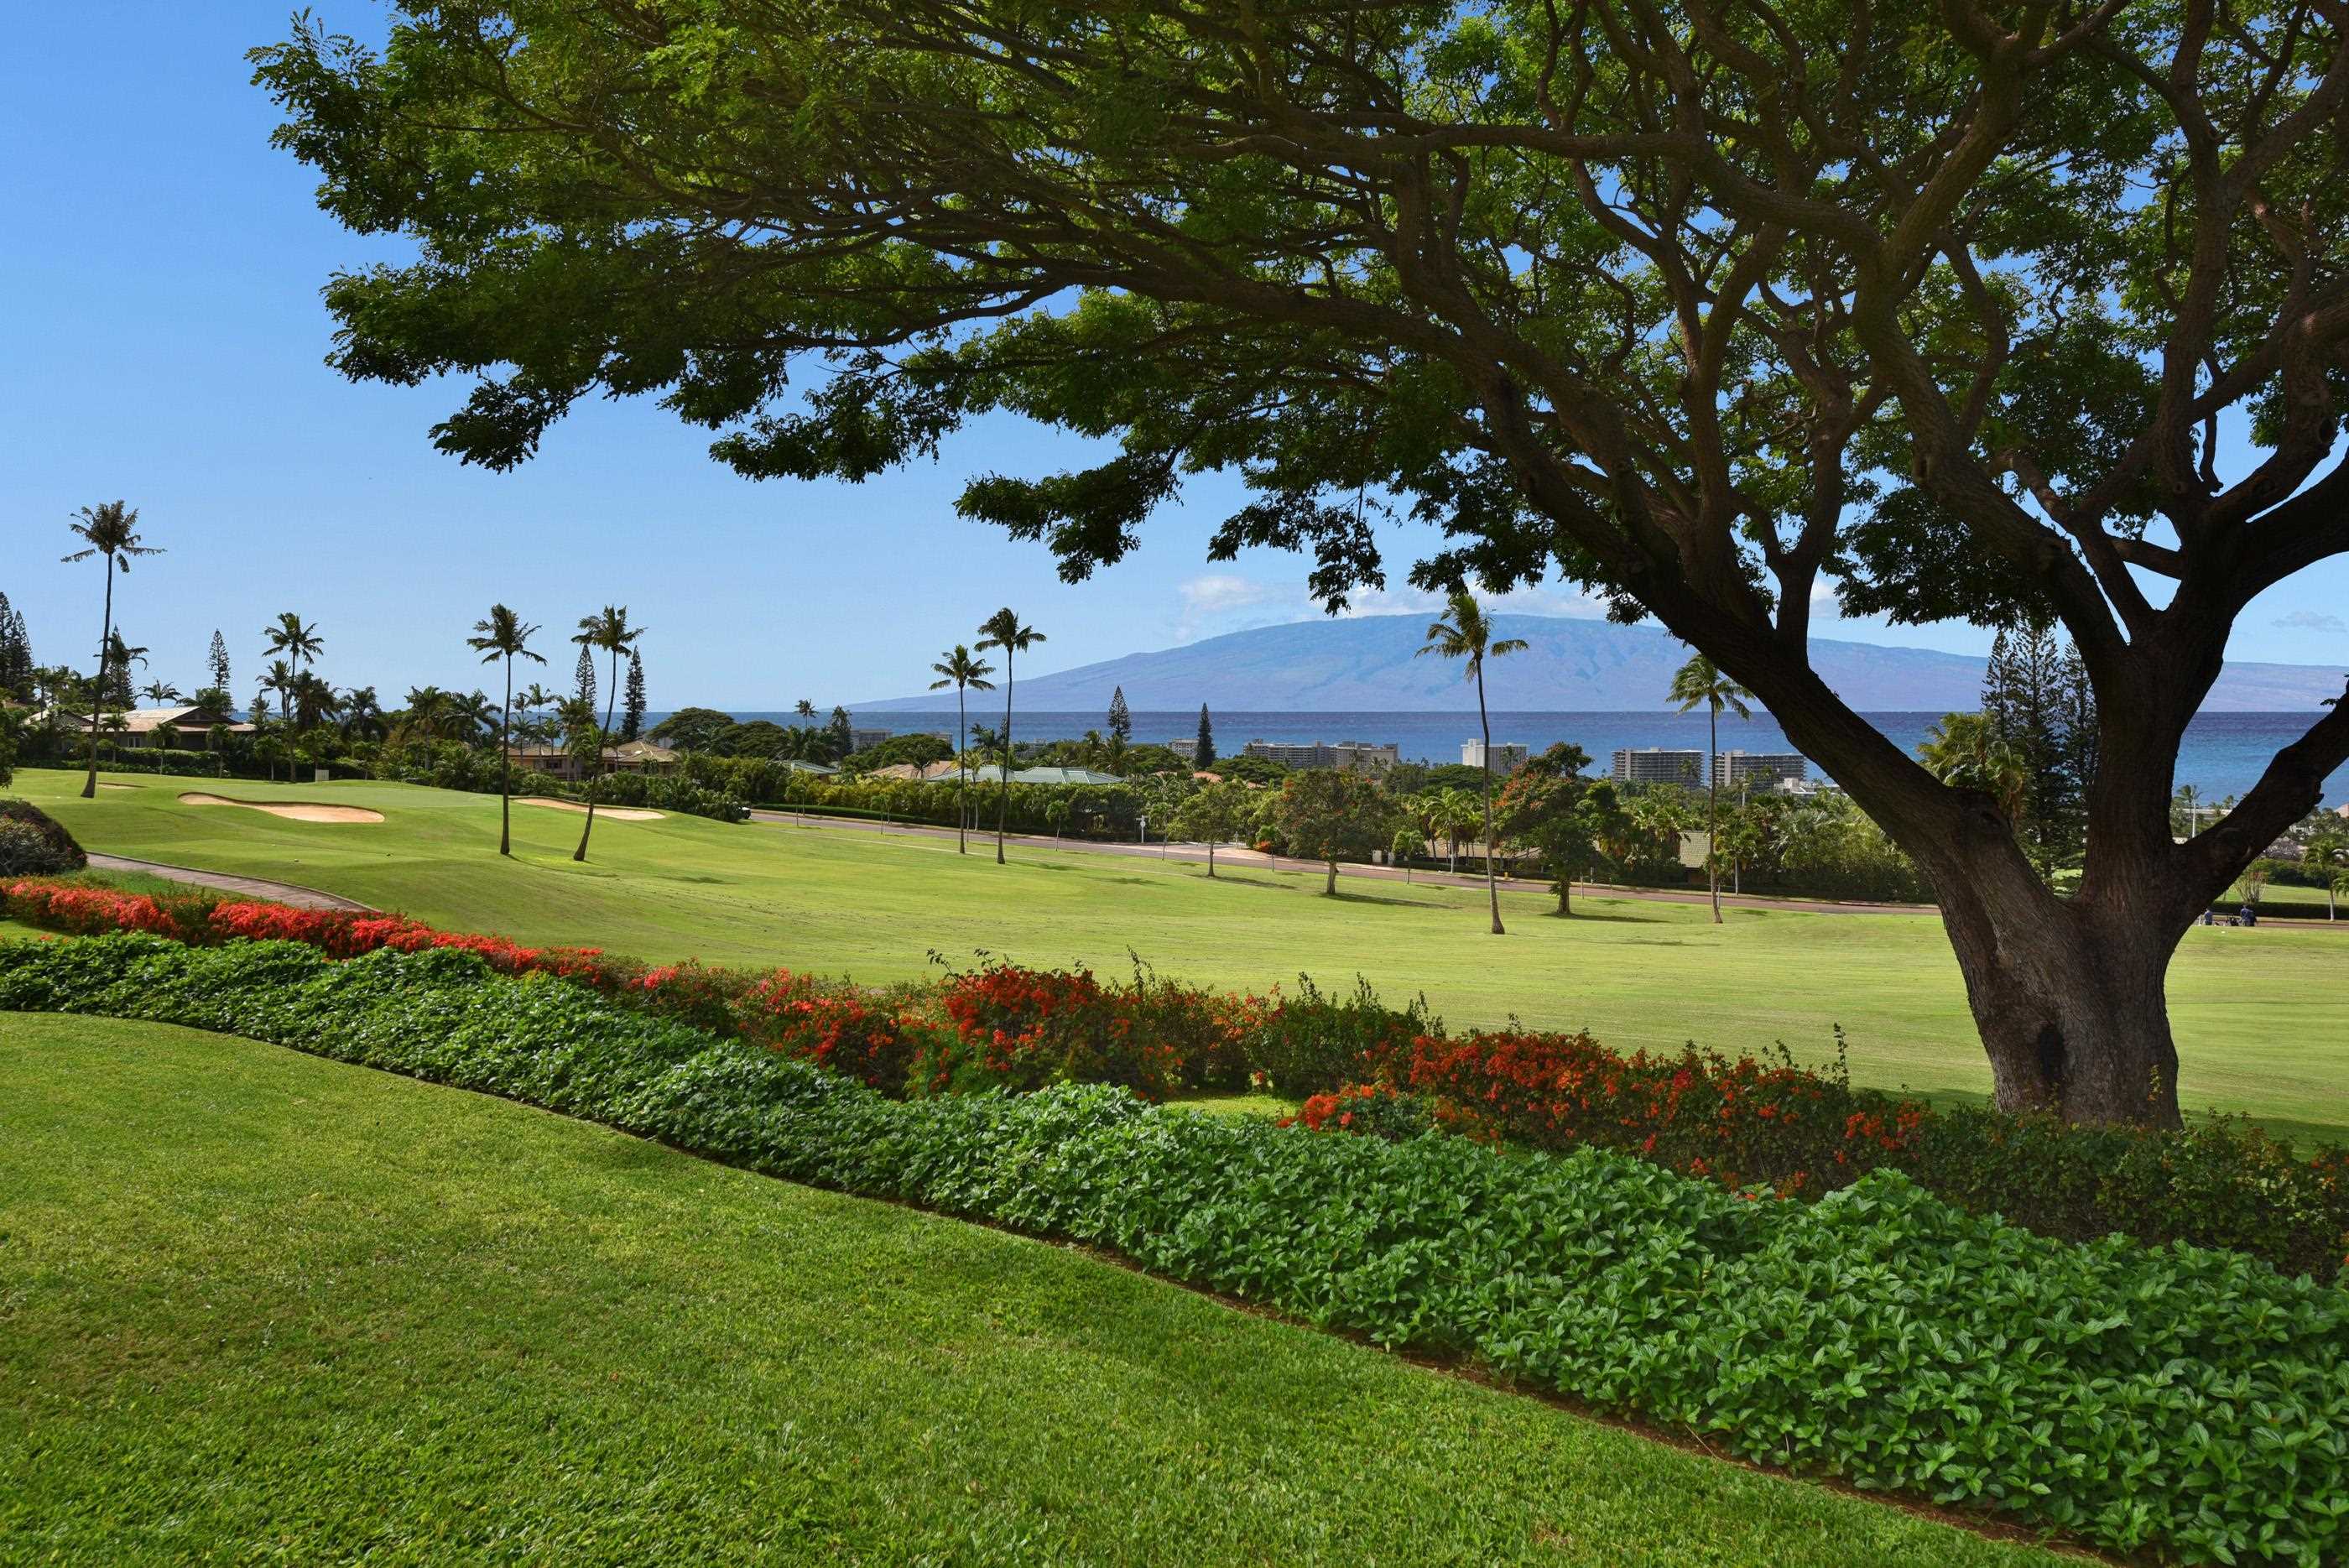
[0,1013,2065,1565]
[18,766,2349,1139]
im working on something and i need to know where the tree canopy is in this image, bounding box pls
[253,0,2349,1123]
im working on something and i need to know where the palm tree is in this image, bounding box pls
[468,604,546,856]
[974,608,1044,865]
[1919,712,2028,818]
[1417,589,1529,934]
[570,606,645,861]
[340,685,388,742]
[62,502,163,797]
[140,679,182,705]
[103,632,149,708]
[511,682,559,744]
[928,644,997,853]
[393,685,460,750]
[263,613,325,711]
[2305,829,2349,921]
[292,670,342,732]
[794,699,817,721]
[1435,786,1482,873]
[453,689,498,737]
[261,658,299,732]
[1669,653,1756,924]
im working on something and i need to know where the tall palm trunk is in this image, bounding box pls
[1477,665,1504,935]
[81,560,113,797]
[497,656,514,856]
[1707,701,1722,923]
[996,654,1013,864]
[574,649,621,862]
[956,685,969,853]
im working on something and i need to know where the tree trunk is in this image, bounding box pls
[82,561,112,799]
[956,688,967,853]
[1206,840,1216,878]
[1477,669,1504,935]
[497,659,513,857]
[575,648,620,862]
[1926,801,2185,1125]
[1557,868,1571,916]
[997,658,1013,865]
[1324,859,1337,897]
[1706,702,1721,924]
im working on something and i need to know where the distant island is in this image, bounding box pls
[861,613,2346,712]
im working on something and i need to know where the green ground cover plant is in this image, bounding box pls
[18,768,2349,1141]
[4,932,2345,1563]
[0,1010,2065,1567]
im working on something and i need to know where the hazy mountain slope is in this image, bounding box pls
[861,614,2343,711]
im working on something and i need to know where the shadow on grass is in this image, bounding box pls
[1538,906,1670,926]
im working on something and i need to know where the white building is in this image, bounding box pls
[1612,748,1705,785]
[1462,739,1529,773]
[1242,738,1401,773]
[1714,750,1809,789]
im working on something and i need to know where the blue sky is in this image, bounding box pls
[7,3,2346,712]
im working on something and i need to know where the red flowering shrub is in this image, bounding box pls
[927,960,1183,1098]
[735,968,929,1093]
[4,881,212,940]
[1408,1026,1914,1195]
[1284,1081,1430,1140]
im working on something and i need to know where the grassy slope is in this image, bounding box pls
[18,767,2349,1139]
[0,1013,2065,1566]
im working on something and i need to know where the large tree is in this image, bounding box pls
[257,0,2349,1125]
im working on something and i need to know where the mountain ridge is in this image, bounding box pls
[858,614,2346,712]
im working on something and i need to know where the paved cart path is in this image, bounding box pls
[86,853,377,912]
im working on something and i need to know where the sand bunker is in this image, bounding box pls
[180,792,385,824]
[518,796,665,822]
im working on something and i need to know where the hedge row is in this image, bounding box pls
[0,880,1429,1101]
[2,932,2343,1565]
[8,874,2348,1280]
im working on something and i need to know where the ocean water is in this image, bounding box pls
[719,709,2348,805]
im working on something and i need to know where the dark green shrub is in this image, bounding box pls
[0,799,87,874]
[1243,973,1435,1095]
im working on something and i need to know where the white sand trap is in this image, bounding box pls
[180,792,385,824]
[517,796,665,822]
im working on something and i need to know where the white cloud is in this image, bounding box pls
[1336,579,1607,621]
[1170,574,1296,642]
[2273,609,2348,634]
[1173,572,1607,643]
